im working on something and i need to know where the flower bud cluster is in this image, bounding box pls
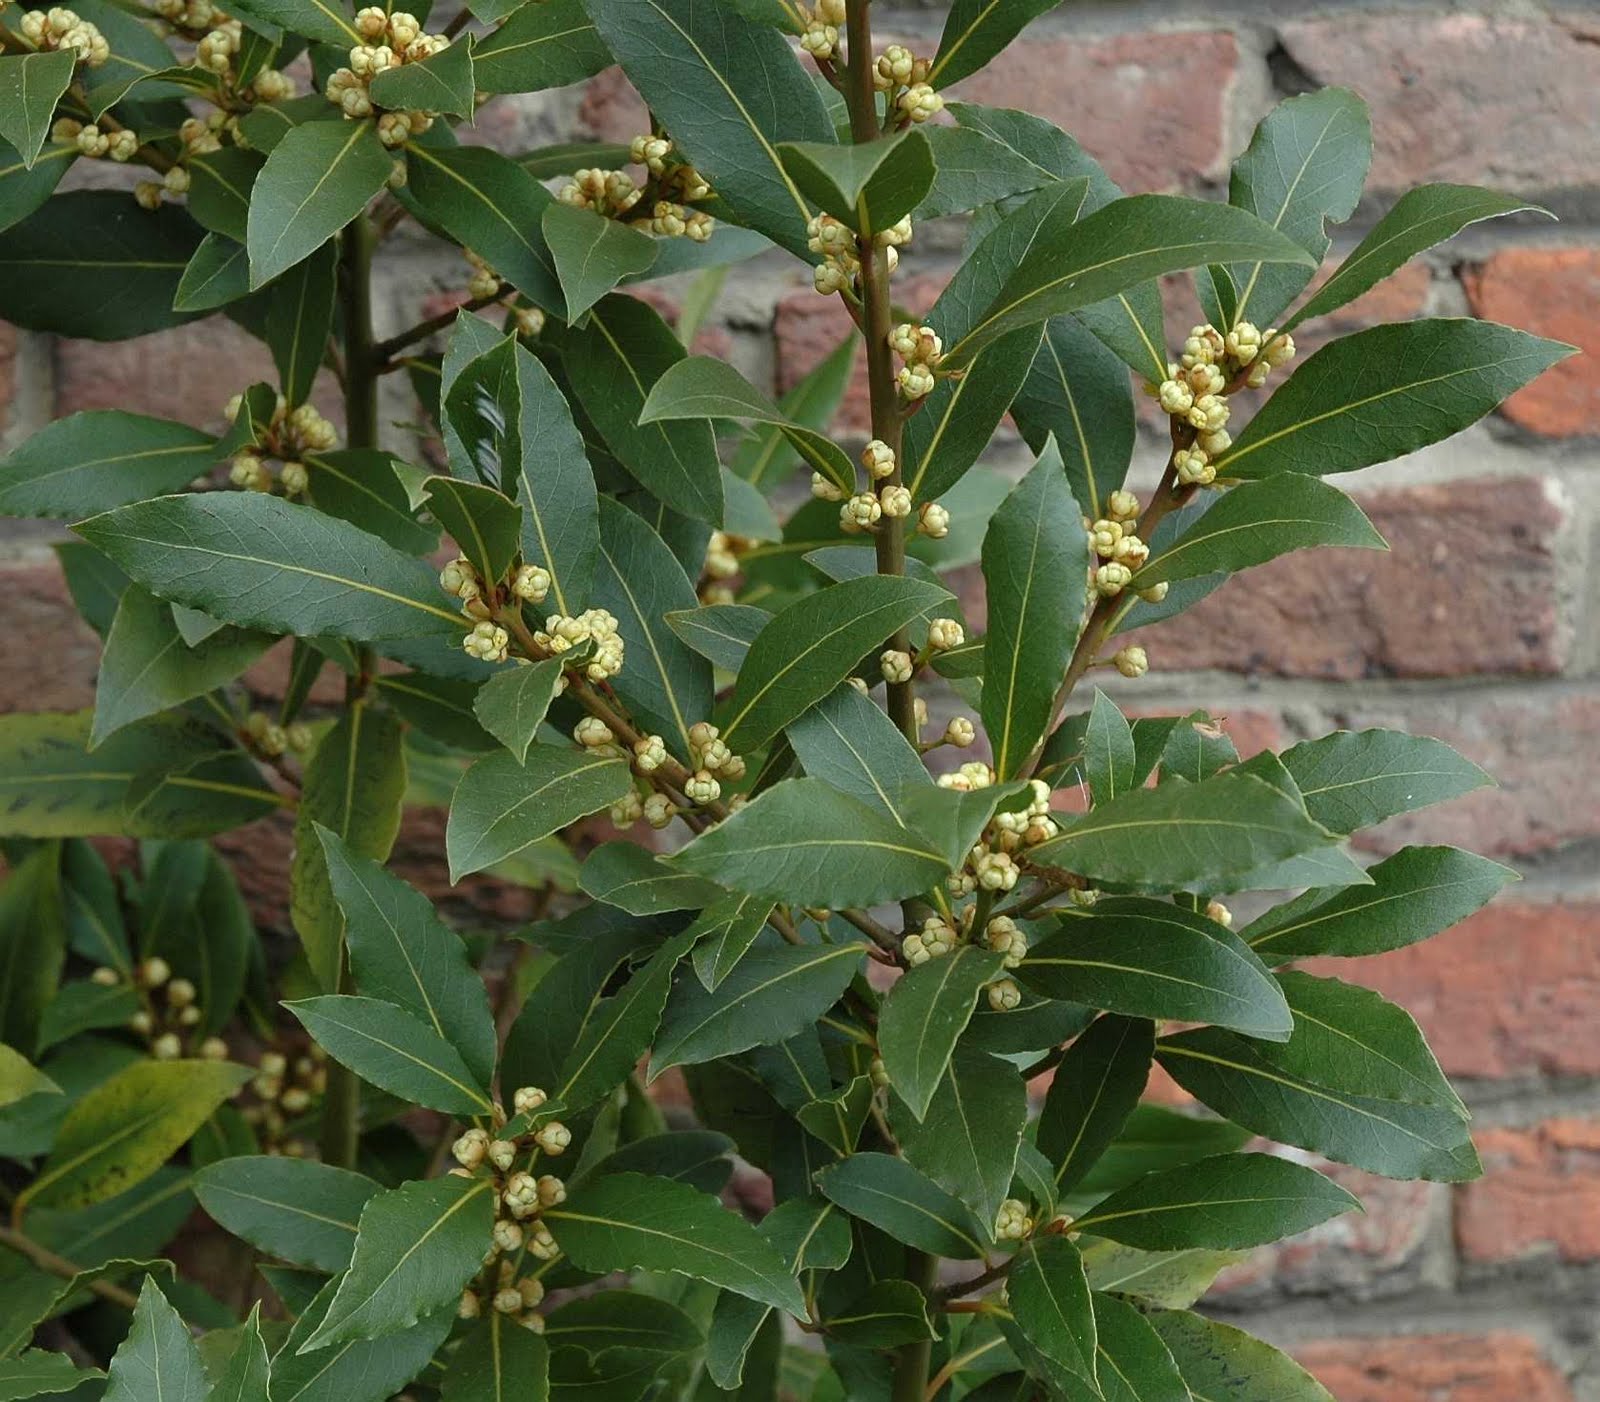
[808,212,865,296]
[241,1043,327,1150]
[325,10,446,138]
[194,16,242,73]
[1087,516,1148,572]
[995,1197,1033,1240]
[903,915,957,966]
[869,43,941,122]
[223,393,337,498]
[1156,321,1297,458]
[918,501,950,539]
[464,248,502,301]
[984,914,1028,967]
[245,708,311,758]
[534,608,625,682]
[798,0,841,61]
[560,142,714,241]
[59,120,139,162]
[989,779,1059,855]
[888,322,942,401]
[684,720,744,802]
[19,7,109,65]
[150,0,223,33]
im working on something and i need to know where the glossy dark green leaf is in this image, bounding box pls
[1244,844,1515,961]
[0,192,202,339]
[1217,88,1371,329]
[224,0,358,45]
[103,1277,206,1402]
[1147,1309,1335,1402]
[665,603,769,672]
[471,658,562,764]
[878,946,1005,1121]
[425,475,522,588]
[1279,728,1491,835]
[75,492,463,642]
[1038,1014,1155,1194]
[1286,183,1548,332]
[1084,690,1136,807]
[978,438,1088,777]
[1218,319,1575,480]
[287,994,493,1115]
[778,129,933,235]
[36,980,136,1053]
[815,1152,987,1260]
[0,137,73,235]
[651,940,865,1074]
[441,1313,549,1402]
[1078,1292,1189,1402]
[187,147,264,244]
[267,1276,452,1402]
[369,35,475,116]
[1157,1025,1480,1181]
[824,1279,935,1349]
[560,294,722,524]
[546,1171,806,1317]
[194,1155,380,1272]
[1136,473,1384,588]
[913,122,1054,219]
[1010,1234,1097,1382]
[1019,899,1292,1040]
[0,50,76,168]
[263,240,335,405]
[583,0,834,255]
[730,337,855,490]
[720,575,948,751]
[0,1349,100,1400]
[0,847,64,1058]
[786,684,931,823]
[174,231,251,311]
[541,201,657,321]
[689,892,774,992]
[929,0,1058,89]
[673,778,948,907]
[303,448,439,555]
[247,118,389,286]
[580,841,725,915]
[403,143,562,313]
[472,0,609,92]
[447,745,631,880]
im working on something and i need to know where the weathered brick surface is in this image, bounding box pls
[1132,476,1569,680]
[0,559,101,713]
[1458,1120,1600,1264]
[1303,902,1600,1082]
[0,322,17,433]
[952,31,1238,192]
[1278,12,1600,194]
[577,66,646,144]
[1464,246,1599,437]
[1296,1333,1573,1402]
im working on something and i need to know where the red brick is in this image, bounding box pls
[578,66,646,144]
[55,320,340,429]
[1296,1333,1572,1402]
[952,31,1237,192]
[1278,13,1600,194]
[1133,476,1568,680]
[0,322,17,434]
[0,559,100,712]
[1458,1119,1600,1263]
[1464,247,1598,437]
[1302,901,1600,1082]
[628,285,733,361]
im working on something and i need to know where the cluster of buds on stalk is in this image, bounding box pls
[244,708,312,759]
[870,43,942,125]
[555,134,715,241]
[324,8,448,146]
[797,0,844,60]
[1082,489,1166,614]
[699,530,751,603]
[95,956,228,1062]
[225,392,336,496]
[52,117,139,163]
[239,1043,328,1154]
[452,1086,569,1332]
[18,7,109,64]
[1151,321,1297,470]
[888,321,943,401]
[532,608,624,681]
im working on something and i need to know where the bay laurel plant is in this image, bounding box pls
[0,0,1574,1395]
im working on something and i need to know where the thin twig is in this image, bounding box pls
[0,1226,142,1311]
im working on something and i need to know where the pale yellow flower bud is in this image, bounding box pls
[1113,645,1149,679]
[880,649,913,684]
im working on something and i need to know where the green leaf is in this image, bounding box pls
[264,240,336,406]
[593,495,713,753]
[0,1350,100,1400]
[786,684,930,824]
[1029,772,1338,891]
[893,1049,1026,1233]
[208,1305,271,1402]
[1135,474,1384,588]
[0,847,64,1058]
[1219,319,1575,480]
[665,603,769,672]
[1218,88,1371,330]
[1157,1026,1480,1181]
[1148,1309,1335,1402]
[369,35,475,116]
[580,841,725,916]
[1080,1238,1243,1309]
[546,1171,807,1317]
[247,119,390,287]
[187,147,264,244]
[778,130,934,235]
[447,745,632,880]
[91,586,271,747]
[1080,1292,1189,1402]
[441,1313,550,1402]
[582,0,835,256]
[1245,844,1515,961]
[303,448,439,555]
[19,1058,250,1213]
[1074,1151,1358,1249]
[103,1277,206,1402]
[914,122,1055,219]
[0,51,77,168]
[425,475,522,587]
[174,231,250,311]
[301,1174,495,1351]
[223,0,358,45]
[1019,898,1292,1040]
[797,1073,872,1157]
[1084,690,1136,807]
[720,575,948,750]
[559,294,723,524]
[146,848,252,1039]
[472,658,563,764]
[287,994,493,1115]
[929,0,1057,89]
[730,337,855,489]
[194,1155,380,1272]
[815,1152,987,1259]
[641,355,856,497]
[402,144,561,314]
[1279,728,1492,835]
[0,137,73,236]
[1261,970,1465,1114]
[318,827,497,1086]
[944,195,1316,371]
[980,438,1089,778]
[0,1043,59,1109]
[472,0,609,93]
[878,946,1005,1121]
[1009,1235,1098,1382]
[672,778,948,907]
[540,201,657,322]
[0,411,223,519]
[0,192,202,339]
[690,892,774,992]
[292,702,406,992]
[1284,183,1549,333]
[75,492,462,642]
[268,1277,452,1402]
[1038,1014,1155,1194]
[824,1279,935,1349]
[651,941,866,1075]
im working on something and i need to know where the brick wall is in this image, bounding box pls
[2,1,1597,1392]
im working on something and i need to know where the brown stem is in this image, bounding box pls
[372,281,511,368]
[0,1226,143,1311]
